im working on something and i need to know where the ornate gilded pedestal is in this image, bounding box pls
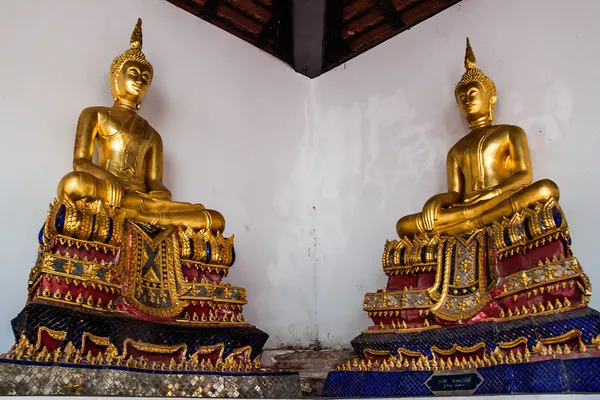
[0,18,300,398]
[0,198,300,397]
[323,38,600,396]
[0,197,300,397]
[323,202,600,397]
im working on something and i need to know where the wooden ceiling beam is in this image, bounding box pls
[292,0,326,78]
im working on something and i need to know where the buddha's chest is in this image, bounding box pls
[96,114,153,172]
[456,129,510,188]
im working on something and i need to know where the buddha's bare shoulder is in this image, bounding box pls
[78,106,110,119]
[493,124,526,136]
[144,120,162,143]
[448,131,472,156]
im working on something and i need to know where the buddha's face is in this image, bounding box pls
[114,60,152,103]
[456,81,495,123]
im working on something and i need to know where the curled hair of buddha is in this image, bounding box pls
[109,18,154,97]
[455,37,496,100]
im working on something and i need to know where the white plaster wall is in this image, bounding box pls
[312,0,600,348]
[2,0,600,353]
[0,0,314,350]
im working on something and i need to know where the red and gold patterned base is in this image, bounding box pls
[30,197,247,326]
[363,199,591,332]
[3,197,270,373]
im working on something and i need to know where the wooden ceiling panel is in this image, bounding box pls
[348,23,395,52]
[166,0,461,77]
[343,0,374,21]
[215,3,264,36]
[209,13,259,43]
[223,0,272,23]
[399,0,453,24]
[323,0,461,73]
[342,8,385,39]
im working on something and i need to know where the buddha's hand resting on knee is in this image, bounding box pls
[463,187,501,204]
[148,190,172,201]
[422,197,443,232]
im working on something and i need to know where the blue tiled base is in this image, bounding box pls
[351,308,600,358]
[322,357,600,397]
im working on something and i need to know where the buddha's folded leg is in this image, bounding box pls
[396,213,424,238]
[431,190,518,233]
[397,180,559,238]
[396,190,517,238]
[121,194,226,233]
[440,179,560,235]
[121,193,204,212]
[57,171,104,201]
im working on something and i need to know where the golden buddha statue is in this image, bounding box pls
[354,38,592,377]
[396,38,559,238]
[0,19,262,377]
[57,19,224,233]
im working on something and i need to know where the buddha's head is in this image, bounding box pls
[455,38,497,126]
[109,18,153,109]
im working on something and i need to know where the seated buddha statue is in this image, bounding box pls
[57,19,224,233]
[1,20,263,373]
[396,38,559,238]
[340,40,595,384]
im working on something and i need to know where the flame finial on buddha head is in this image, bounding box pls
[109,18,154,98]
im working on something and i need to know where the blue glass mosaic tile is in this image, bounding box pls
[323,371,435,397]
[508,359,568,393]
[494,316,540,349]
[326,308,600,397]
[322,371,366,397]
[323,358,600,397]
[534,308,600,343]
[352,308,600,358]
[475,364,511,394]
[564,357,600,393]
[351,320,499,357]
[362,372,403,397]
[396,371,432,396]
